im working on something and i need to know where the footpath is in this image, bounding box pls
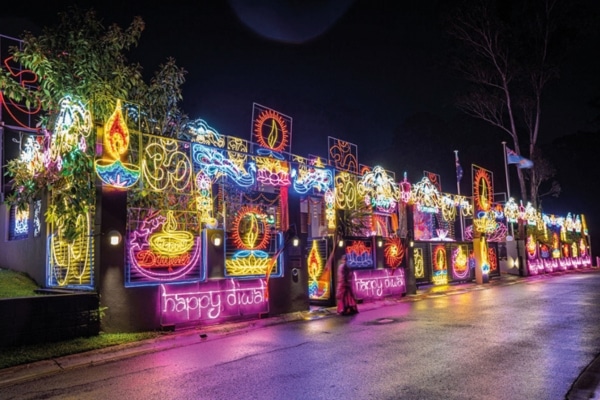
[1,269,599,399]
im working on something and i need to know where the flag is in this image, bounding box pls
[454,151,463,181]
[506,147,533,169]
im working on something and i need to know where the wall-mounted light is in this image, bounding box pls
[338,239,345,248]
[292,236,300,247]
[211,233,223,247]
[377,239,383,248]
[409,240,414,248]
[108,230,122,246]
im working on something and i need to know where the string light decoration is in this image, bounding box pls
[399,172,412,204]
[0,53,42,129]
[95,99,140,188]
[195,171,217,226]
[182,118,226,147]
[324,189,336,230]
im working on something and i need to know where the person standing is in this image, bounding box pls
[336,255,358,315]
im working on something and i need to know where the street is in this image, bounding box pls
[3,272,600,400]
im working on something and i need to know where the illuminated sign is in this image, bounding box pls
[307,239,331,301]
[353,269,406,300]
[127,210,203,285]
[452,245,469,280]
[383,237,405,269]
[328,136,358,173]
[345,240,373,268]
[472,165,493,213]
[252,103,292,158]
[160,279,268,325]
[432,244,448,285]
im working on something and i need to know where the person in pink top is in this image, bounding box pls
[336,255,358,315]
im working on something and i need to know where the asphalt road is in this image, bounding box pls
[2,270,600,400]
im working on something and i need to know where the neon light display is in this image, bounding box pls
[328,137,358,173]
[95,100,140,188]
[253,104,291,155]
[452,245,469,280]
[414,247,425,278]
[255,157,291,186]
[358,166,399,213]
[141,136,192,192]
[225,206,283,277]
[383,237,404,269]
[472,165,493,212]
[345,240,373,268]
[334,171,357,210]
[432,244,448,285]
[308,239,331,301]
[182,118,226,147]
[9,204,29,240]
[291,164,333,194]
[33,200,41,237]
[324,189,336,230]
[412,177,440,213]
[47,212,93,288]
[195,171,216,226]
[399,172,412,204]
[160,279,268,325]
[192,143,256,187]
[353,268,406,301]
[127,210,203,284]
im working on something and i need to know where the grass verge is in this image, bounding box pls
[0,268,162,370]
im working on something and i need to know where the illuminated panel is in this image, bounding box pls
[451,244,469,280]
[357,166,399,213]
[252,103,292,157]
[353,268,406,301]
[328,136,358,173]
[191,143,256,187]
[334,171,357,210]
[141,136,192,192]
[160,279,268,325]
[291,163,333,194]
[383,237,405,270]
[8,204,29,240]
[424,171,442,192]
[472,165,493,213]
[487,245,498,273]
[225,214,284,277]
[255,157,291,187]
[413,247,425,279]
[47,211,94,288]
[95,99,140,188]
[182,118,226,147]
[195,171,216,226]
[127,209,203,285]
[308,239,331,301]
[324,189,336,230]
[411,177,440,213]
[345,240,373,268]
[432,244,448,285]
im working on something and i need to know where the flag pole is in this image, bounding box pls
[501,141,514,237]
[454,150,464,241]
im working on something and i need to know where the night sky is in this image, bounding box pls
[2,0,600,247]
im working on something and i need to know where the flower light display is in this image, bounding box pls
[95,99,140,188]
[345,240,373,268]
[225,206,283,277]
